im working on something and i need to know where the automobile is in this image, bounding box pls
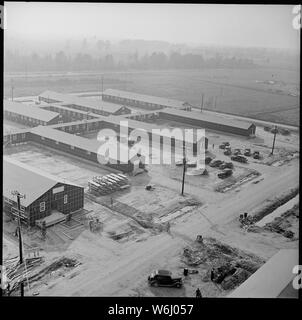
[205,156,212,165]
[219,162,233,170]
[175,158,187,166]
[244,148,251,156]
[231,155,247,163]
[218,169,233,179]
[175,160,184,166]
[209,159,224,167]
[264,126,271,132]
[219,142,230,149]
[253,151,260,159]
[270,127,279,134]
[186,160,197,168]
[224,149,232,156]
[148,270,183,288]
[233,148,241,155]
[279,128,290,136]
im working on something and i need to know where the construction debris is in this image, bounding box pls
[182,237,264,290]
[4,256,44,293]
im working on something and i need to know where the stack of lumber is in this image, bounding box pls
[4,256,44,292]
[88,173,130,195]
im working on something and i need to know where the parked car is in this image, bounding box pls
[279,128,290,135]
[224,149,232,156]
[219,142,230,149]
[244,148,251,156]
[219,162,233,169]
[264,126,271,132]
[218,169,233,179]
[148,270,182,288]
[187,160,197,167]
[233,148,241,155]
[205,156,212,165]
[270,127,279,134]
[209,159,224,167]
[231,155,247,163]
[253,151,260,159]
[175,158,187,166]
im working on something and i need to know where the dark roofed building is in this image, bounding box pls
[4,100,61,126]
[159,108,256,136]
[29,126,134,173]
[102,89,192,111]
[3,157,84,226]
[38,90,131,116]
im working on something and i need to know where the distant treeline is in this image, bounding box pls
[4,50,255,72]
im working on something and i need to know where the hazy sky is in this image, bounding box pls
[4,2,300,50]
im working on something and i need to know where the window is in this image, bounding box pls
[64,195,68,204]
[40,202,45,212]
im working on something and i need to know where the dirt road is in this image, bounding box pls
[36,158,299,296]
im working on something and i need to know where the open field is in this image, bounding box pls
[4,67,299,125]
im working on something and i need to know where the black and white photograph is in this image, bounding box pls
[1,1,300,304]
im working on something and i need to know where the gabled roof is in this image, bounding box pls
[39,90,129,114]
[30,126,130,164]
[4,100,60,123]
[42,104,103,119]
[3,157,82,207]
[102,89,190,109]
[160,108,255,130]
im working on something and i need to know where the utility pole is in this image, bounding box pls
[101,76,104,99]
[11,190,26,297]
[11,79,14,101]
[271,125,277,155]
[201,93,204,112]
[181,141,186,196]
[86,112,90,132]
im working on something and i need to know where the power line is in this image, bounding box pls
[181,141,187,195]
[271,125,277,155]
[11,190,26,296]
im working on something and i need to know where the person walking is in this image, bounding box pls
[166,222,171,234]
[210,268,215,282]
[195,288,202,298]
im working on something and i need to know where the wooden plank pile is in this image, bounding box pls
[4,256,44,292]
[88,173,130,195]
